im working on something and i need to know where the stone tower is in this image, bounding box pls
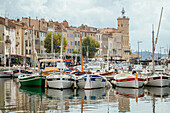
[117,8,130,59]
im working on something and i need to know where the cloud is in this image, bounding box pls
[0,0,169,52]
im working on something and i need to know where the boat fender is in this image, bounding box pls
[111,80,116,85]
[144,80,148,85]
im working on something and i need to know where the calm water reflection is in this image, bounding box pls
[0,78,170,113]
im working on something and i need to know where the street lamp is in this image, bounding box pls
[138,41,142,63]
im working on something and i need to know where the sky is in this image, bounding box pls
[0,0,169,54]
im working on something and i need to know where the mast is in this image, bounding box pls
[60,29,64,68]
[152,24,155,74]
[80,34,83,72]
[25,40,26,71]
[33,26,35,72]
[152,7,163,74]
[107,48,109,72]
[28,28,41,73]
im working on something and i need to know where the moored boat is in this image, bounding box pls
[144,74,170,87]
[112,73,144,88]
[46,72,75,89]
[18,73,45,88]
[76,73,107,90]
[0,70,13,78]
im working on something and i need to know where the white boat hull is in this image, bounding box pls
[47,73,74,89]
[115,78,144,88]
[145,75,170,87]
[77,74,106,90]
[0,71,12,78]
[47,79,73,89]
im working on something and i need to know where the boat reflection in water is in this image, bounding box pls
[19,86,44,96]
[145,86,170,98]
[116,87,144,98]
[76,88,106,101]
[46,88,75,113]
[47,88,74,100]
[144,87,170,113]
[115,87,144,113]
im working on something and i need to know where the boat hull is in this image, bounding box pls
[77,74,106,90]
[19,76,45,88]
[47,79,73,89]
[115,78,144,88]
[0,71,12,78]
[145,76,170,87]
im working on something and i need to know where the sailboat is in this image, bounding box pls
[46,29,75,89]
[18,28,45,88]
[144,8,170,87]
[76,35,108,90]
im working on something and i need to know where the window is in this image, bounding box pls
[78,41,80,46]
[26,49,28,54]
[70,34,73,38]
[41,41,43,45]
[37,32,39,38]
[29,50,31,54]
[29,41,31,46]
[35,40,40,45]
[72,49,74,52]
[67,34,69,38]
[121,24,123,27]
[36,49,40,53]
[75,34,77,37]
[41,50,43,53]
[67,49,69,53]
[75,41,77,46]
[71,41,73,46]
[68,41,70,46]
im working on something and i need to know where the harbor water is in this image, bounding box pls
[0,78,170,113]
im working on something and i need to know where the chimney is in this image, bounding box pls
[29,16,31,27]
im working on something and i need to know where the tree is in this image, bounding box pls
[72,49,79,54]
[44,32,68,53]
[82,35,100,58]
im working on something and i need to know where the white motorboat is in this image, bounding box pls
[112,73,144,88]
[144,74,170,87]
[46,72,75,89]
[76,73,107,90]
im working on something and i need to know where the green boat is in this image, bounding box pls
[18,73,45,88]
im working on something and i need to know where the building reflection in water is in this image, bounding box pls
[0,78,170,113]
